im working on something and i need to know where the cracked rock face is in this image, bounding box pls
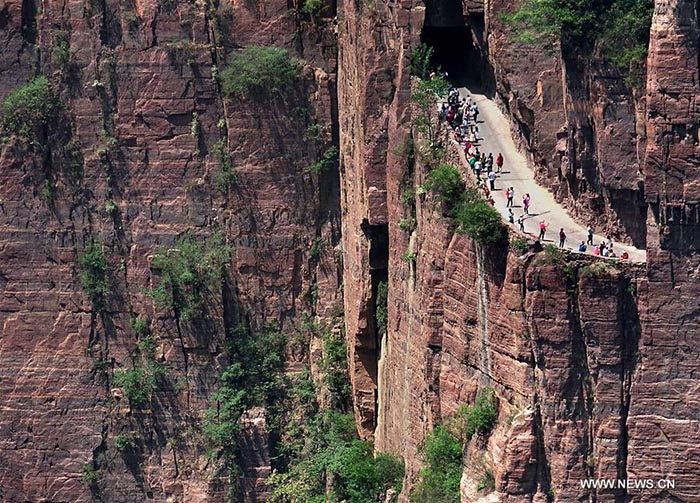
[340,1,699,502]
[1,0,700,501]
[0,0,339,501]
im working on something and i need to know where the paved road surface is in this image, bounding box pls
[453,87,646,263]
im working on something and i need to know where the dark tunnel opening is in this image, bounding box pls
[421,0,493,91]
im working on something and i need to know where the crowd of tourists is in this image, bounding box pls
[440,86,629,260]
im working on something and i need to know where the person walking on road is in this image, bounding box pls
[587,226,594,246]
[506,186,514,207]
[488,170,496,190]
[538,220,548,240]
[517,215,525,232]
[508,208,514,224]
[496,153,504,173]
[523,193,531,215]
[559,228,566,248]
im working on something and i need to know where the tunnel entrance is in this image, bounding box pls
[421,0,493,91]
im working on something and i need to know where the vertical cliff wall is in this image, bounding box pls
[0,0,340,501]
[338,0,697,501]
[626,1,700,500]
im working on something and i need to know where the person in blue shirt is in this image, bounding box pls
[578,241,587,252]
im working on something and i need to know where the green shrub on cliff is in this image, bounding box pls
[320,327,352,410]
[300,0,327,19]
[412,388,499,502]
[2,76,60,139]
[268,411,405,503]
[423,164,464,205]
[148,233,230,320]
[306,145,338,174]
[220,46,299,98]
[204,325,286,460]
[410,43,434,79]
[80,241,109,312]
[454,387,498,440]
[453,191,507,246]
[411,425,463,503]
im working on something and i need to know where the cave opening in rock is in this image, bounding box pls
[421,0,493,91]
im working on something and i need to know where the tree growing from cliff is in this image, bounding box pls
[148,233,230,320]
[220,46,300,98]
[79,240,109,312]
[453,190,507,246]
[204,325,286,464]
[1,76,60,140]
[412,75,449,150]
[412,388,499,502]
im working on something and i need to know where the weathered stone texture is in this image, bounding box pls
[0,0,339,501]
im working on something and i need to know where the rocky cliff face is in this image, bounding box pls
[627,1,700,500]
[1,0,700,502]
[0,0,340,501]
[338,0,698,502]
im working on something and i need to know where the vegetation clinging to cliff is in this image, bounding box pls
[269,411,404,503]
[80,241,109,312]
[148,233,230,320]
[503,0,654,82]
[423,165,507,246]
[453,190,507,246]
[205,325,286,460]
[220,46,299,98]
[1,76,60,139]
[412,388,498,502]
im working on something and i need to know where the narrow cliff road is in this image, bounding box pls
[456,87,647,263]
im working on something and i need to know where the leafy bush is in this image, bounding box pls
[132,317,150,338]
[411,425,463,503]
[115,433,137,451]
[220,46,299,98]
[412,75,449,145]
[320,327,352,410]
[580,261,614,277]
[81,464,99,486]
[455,388,498,440]
[300,0,327,19]
[511,237,530,254]
[423,164,464,204]
[204,325,286,459]
[114,363,166,406]
[2,76,60,139]
[211,138,237,191]
[412,388,499,502]
[268,412,404,503]
[403,251,417,262]
[306,145,338,174]
[539,243,565,264]
[399,217,417,233]
[80,241,109,312]
[148,233,230,320]
[453,190,507,246]
[410,43,434,79]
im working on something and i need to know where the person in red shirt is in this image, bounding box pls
[496,153,504,173]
